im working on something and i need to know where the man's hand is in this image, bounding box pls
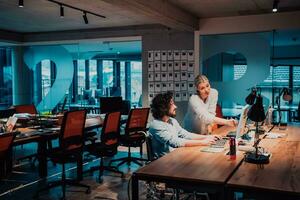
[200,137,216,145]
[226,119,237,127]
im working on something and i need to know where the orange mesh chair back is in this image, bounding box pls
[101,111,121,149]
[85,111,123,182]
[110,108,150,167]
[212,104,224,131]
[35,109,90,199]
[59,110,87,151]
[125,108,150,134]
[216,104,223,118]
[14,104,37,114]
[0,132,15,178]
[0,132,15,157]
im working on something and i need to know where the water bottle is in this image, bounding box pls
[229,137,236,160]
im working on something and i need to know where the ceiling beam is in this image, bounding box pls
[0,30,23,43]
[198,11,300,35]
[101,0,198,32]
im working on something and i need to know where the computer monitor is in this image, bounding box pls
[227,105,250,138]
[236,105,250,139]
[100,96,123,114]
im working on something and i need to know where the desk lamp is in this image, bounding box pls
[268,87,292,132]
[245,94,270,164]
[245,87,257,105]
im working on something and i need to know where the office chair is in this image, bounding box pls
[0,132,15,179]
[110,108,150,167]
[145,135,210,200]
[85,111,124,183]
[14,104,38,115]
[296,101,300,121]
[211,104,223,132]
[13,104,41,165]
[0,108,16,119]
[35,110,90,200]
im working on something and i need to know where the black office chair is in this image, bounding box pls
[0,132,15,179]
[35,110,90,200]
[0,108,15,119]
[110,108,150,167]
[85,111,124,183]
[296,101,300,121]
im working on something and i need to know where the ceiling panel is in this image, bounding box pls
[0,0,156,33]
[168,0,300,18]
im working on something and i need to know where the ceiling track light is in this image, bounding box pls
[83,12,88,24]
[60,4,64,18]
[18,0,24,8]
[47,0,105,23]
[272,0,279,13]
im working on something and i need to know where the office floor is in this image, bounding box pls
[0,144,150,200]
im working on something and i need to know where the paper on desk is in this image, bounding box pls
[13,113,31,119]
[201,147,225,153]
[265,132,286,139]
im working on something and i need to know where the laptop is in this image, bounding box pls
[210,105,250,148]
[227,105,250,139]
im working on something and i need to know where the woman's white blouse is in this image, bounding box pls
[183,88,218,134]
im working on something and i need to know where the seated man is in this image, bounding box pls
[149,92,219,158]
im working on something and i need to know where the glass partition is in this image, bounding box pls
[200,29,300,121]
[0,40,142,112]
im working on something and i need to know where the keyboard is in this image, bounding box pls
[211,138,228,148]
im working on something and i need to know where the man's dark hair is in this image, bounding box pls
[150,91,173,119]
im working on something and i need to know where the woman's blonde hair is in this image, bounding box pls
[194,75,209,87]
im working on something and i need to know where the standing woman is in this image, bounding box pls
[183,75,235,134]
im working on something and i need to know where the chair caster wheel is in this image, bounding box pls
[98,178,103,183]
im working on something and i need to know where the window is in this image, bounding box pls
[89,60,97,94]
[0,48,12,108]
[120,61,126,99]
[293,66,300,106]
[41,60,51,98]
[77,59,85,95]
[261,66,290,86]
[131,61,142,105]
[102,60,113,95]
[233,65,247,80]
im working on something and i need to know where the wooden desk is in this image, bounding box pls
[132,126,243,200]
[227,125,300,200]
[13,116,104,179]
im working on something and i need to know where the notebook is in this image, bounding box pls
[6,116,18,132]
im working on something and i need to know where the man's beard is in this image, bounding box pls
[167,110,176,118]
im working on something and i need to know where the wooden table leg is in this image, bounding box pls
[37,138,47,178]
[131,173,139,200]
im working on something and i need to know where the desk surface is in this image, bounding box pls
[134,124,300,199]
[13,115,104,145]
[136,126,243,185]
[227,126,300,195]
